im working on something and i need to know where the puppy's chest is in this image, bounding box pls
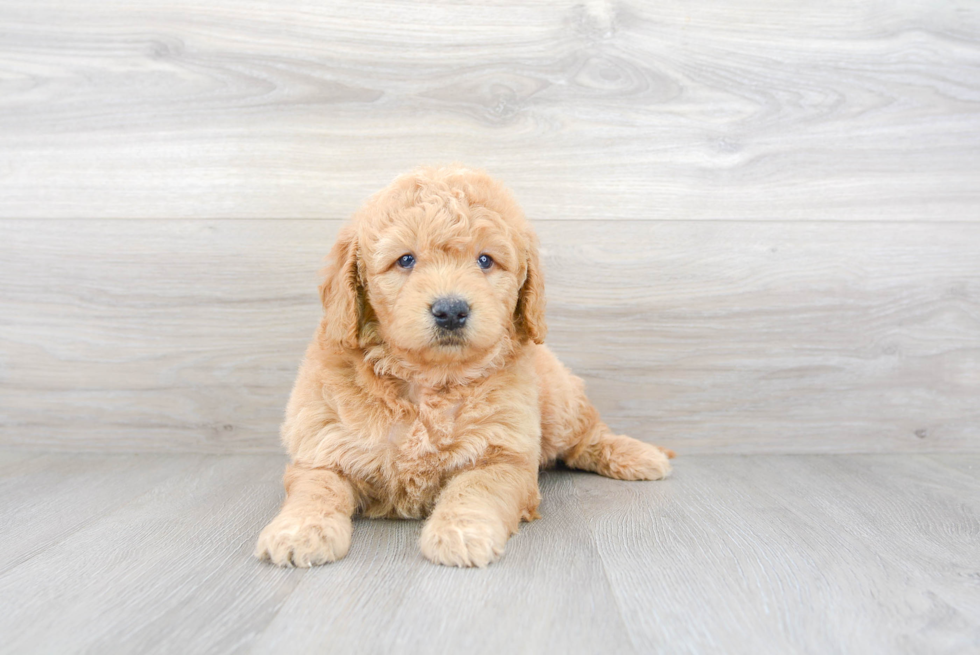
[385,396,466,467]
[365,394,480,517]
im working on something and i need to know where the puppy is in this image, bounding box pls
[255,165,673,568]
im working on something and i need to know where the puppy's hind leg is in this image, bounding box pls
[561,419,674,481]
[536,347,673,481]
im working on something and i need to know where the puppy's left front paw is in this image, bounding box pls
[419,515,507,568]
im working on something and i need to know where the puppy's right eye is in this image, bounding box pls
[397,254,416,269]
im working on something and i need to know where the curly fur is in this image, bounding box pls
[255,165,674,568]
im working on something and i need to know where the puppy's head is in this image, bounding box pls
[319,165,545,366]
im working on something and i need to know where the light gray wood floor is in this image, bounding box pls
[1,450,977,654]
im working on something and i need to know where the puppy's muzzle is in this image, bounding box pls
[430,297,469,331]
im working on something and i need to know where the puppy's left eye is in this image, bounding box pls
[397,254,416,269]
[477,254,494,270]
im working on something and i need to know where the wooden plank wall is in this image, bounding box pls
[1,1,978,454]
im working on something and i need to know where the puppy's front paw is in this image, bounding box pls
[603,436,673,481]
[254,512,352,568]
[419,515,507,568]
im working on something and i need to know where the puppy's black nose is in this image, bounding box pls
[431,297,469,331]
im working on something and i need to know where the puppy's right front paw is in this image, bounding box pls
[254,512,352,568]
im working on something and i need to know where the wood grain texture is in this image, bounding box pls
[795,455,980,625]
[0,453,202,574]
[2,219,978,454]
[576,454,980,654]
[252,472,635,654]
[1,0,978,220]
[0,452,977,653]
[0,453,300,654]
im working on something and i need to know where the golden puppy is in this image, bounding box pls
[255,165,673,568]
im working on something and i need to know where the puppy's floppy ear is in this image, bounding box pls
[319,226,363,350]
[514,232,547,344]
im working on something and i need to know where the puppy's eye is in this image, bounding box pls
[397,254,415,269]
[477,254,494,270]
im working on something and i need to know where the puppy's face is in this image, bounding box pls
[320,167,546,366]
[364,204,523,359]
